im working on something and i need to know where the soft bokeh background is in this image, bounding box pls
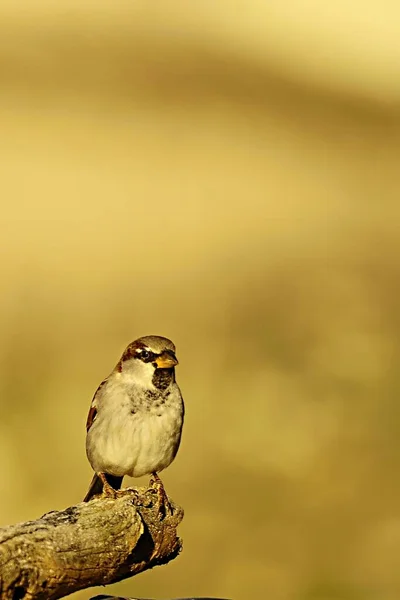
[1,2,400,599]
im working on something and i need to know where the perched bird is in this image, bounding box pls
[84,335,184,503]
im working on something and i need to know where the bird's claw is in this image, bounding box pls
[149,473,172,518]
[102,481,118,499]
[102,483,140,504]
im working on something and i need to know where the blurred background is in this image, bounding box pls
[1,1,400,599]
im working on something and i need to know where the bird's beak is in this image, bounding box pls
[155,351,179,369]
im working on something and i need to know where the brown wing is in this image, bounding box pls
[86,402,97,432]
[86,377,108,432]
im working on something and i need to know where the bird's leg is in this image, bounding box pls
[98,472,140,503]
[99,472,118,498]
[149,472,172,516]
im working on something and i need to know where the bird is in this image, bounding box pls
[83,335,184,504]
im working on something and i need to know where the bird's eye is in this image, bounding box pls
[140,350,150,360]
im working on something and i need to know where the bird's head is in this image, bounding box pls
[117,335,178,389]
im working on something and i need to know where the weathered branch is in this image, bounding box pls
[0,487,183,600]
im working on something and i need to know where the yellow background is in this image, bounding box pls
[1,2,400,599]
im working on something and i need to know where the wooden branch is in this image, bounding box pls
[0,487,183,600]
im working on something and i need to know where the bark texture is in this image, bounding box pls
[0,487,183,600]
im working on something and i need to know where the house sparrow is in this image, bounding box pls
[84,335,184,504]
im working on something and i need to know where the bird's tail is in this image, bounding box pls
[83,473,123,502]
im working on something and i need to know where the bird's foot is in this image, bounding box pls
[115,487,142,504]
[149,472,172,518]
[98,473,119,499]
[98,473,141,503]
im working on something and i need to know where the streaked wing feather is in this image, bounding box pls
[86,377,109,432]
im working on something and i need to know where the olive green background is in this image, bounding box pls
[1,2,400,599]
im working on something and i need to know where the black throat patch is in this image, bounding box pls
[152,368,175,391]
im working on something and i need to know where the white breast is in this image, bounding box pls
[86,377,184,478]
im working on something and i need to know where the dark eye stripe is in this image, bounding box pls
[135,349,156,363]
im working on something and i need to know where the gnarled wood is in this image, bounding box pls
[0,487,183,600]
